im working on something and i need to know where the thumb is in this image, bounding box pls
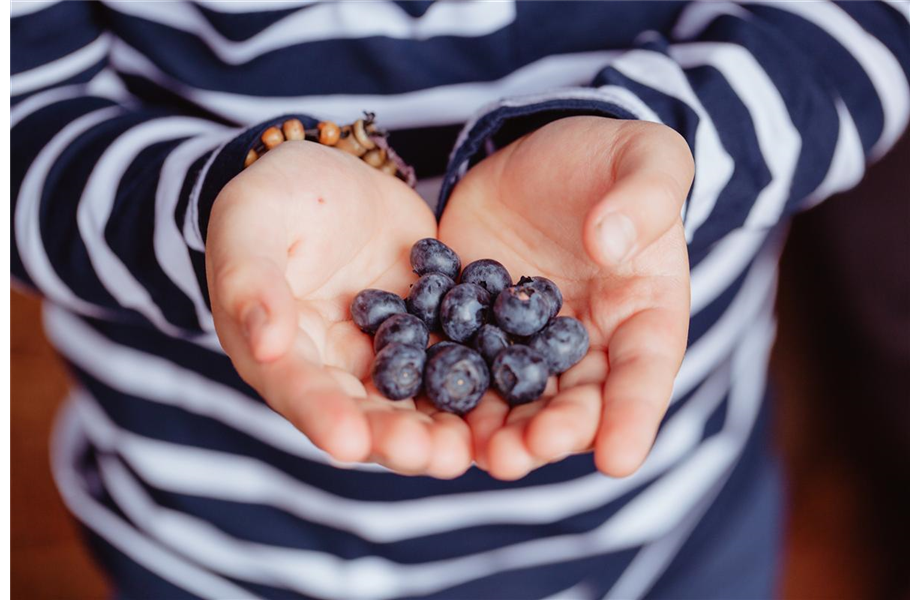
[207,195,298,363]
[583,125,694,267]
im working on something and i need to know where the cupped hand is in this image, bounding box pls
[206,141,472,478]
[439,116,694,480]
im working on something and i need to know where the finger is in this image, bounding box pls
[207,195,297,363]
[427,412,474,479]
[524,384,602,462]
[410,398,474,479]
[363,404,433,474]
[463,391,510,471]
[485,401,545,481]
[595,306,688,477]
[558,349,608,390]
[258,347,372,464]
[360,387,433,474]
[583,125,694,267]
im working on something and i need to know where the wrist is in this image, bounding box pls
[244,113,416,187]
[197,112,416,247]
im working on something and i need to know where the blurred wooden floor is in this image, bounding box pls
[10,133,907,600]
[11,291,109,599]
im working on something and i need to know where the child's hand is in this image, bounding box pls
[206,141,472,478]
[439,116,694,480]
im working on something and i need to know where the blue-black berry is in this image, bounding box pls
[460,259,512,299]
[427,340,461,360]
[529,316,590,374]
[439,283,491,343]
[372,343,426,400]
[424,344,490,414]
[373,313,429,353]
[410,238,461,280]
[471,324,511,364]
[351,289,406,334]
[493,284,552,337]
[491,346,549,406]
[406,272,454,330]
[518,276,563,318]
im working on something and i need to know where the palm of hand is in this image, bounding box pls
[438,117,691,479]
[208,142,472,478]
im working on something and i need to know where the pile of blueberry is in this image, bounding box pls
[350,239,589,415]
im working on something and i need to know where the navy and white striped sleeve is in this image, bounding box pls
[11,2,314,338]
[440,1,909,250]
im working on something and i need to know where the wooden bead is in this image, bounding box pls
[248,115,401,178]
[379,160,398,176]
[282,118,305,141]
[351,119,376,150]
[362,148,387,168]
[318,121,341,146]
[335,131,367,156]
[261,126,284,150]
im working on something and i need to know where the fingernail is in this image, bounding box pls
[597,212,637,264]
[242,303,267,342]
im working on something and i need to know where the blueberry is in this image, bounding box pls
[351,289,406,334]
[410,238,461,280]
[427,340,462,360]
[372,343,426,400]
[471,324,511,364]
[424,344,490,414]
[493,284,552,337]
[517,276,563,318]
[491,346,549,406]
[374,313,429,353]
[460,259,512,299]
[529,316,590,374]
[406,272,454,330]
[439,283,491,342]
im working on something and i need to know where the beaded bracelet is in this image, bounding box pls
[244,113,417,187]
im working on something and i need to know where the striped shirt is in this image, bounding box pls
[11,2,909,598]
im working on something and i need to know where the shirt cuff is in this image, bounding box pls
[437,88,656,217]
[191,113,319,247]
